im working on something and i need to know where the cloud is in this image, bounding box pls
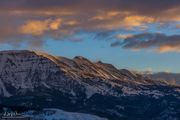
[158,45,180,53]
[116,34,134,39]
[111,33,180,53]
[176,24,180,28]
[1,0,180,14]
[19,18,63,36]
[19,19,51,36]
[0,0,179,48]
[123,16,154,28]
[111,41,122,47]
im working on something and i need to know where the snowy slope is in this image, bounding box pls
[24,108,108,120]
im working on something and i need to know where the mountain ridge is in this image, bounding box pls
[0,50,179,120]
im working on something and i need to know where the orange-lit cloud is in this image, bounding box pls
[158,45,180,53]
[123,16,155,28]
[19,20,50,36]
[19,19,63,36]
[65,20,79,26]
[50,19,63,30]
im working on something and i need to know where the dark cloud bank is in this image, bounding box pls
[111,33,180,52]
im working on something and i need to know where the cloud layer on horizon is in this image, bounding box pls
[0,0,179,52]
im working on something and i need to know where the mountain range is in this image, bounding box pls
[146,72,180,85]
[0,50,179,120]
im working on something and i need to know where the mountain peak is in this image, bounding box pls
[73,56,91,62]
[0,50,33,54]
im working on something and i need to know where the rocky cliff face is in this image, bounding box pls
[0,50,179,120]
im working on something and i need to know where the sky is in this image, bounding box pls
[0,0,180,73]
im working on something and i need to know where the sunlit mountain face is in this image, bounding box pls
[0,0,180,120]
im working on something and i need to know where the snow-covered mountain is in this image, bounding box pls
[0,50,180,120]
[145,72,180,85]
